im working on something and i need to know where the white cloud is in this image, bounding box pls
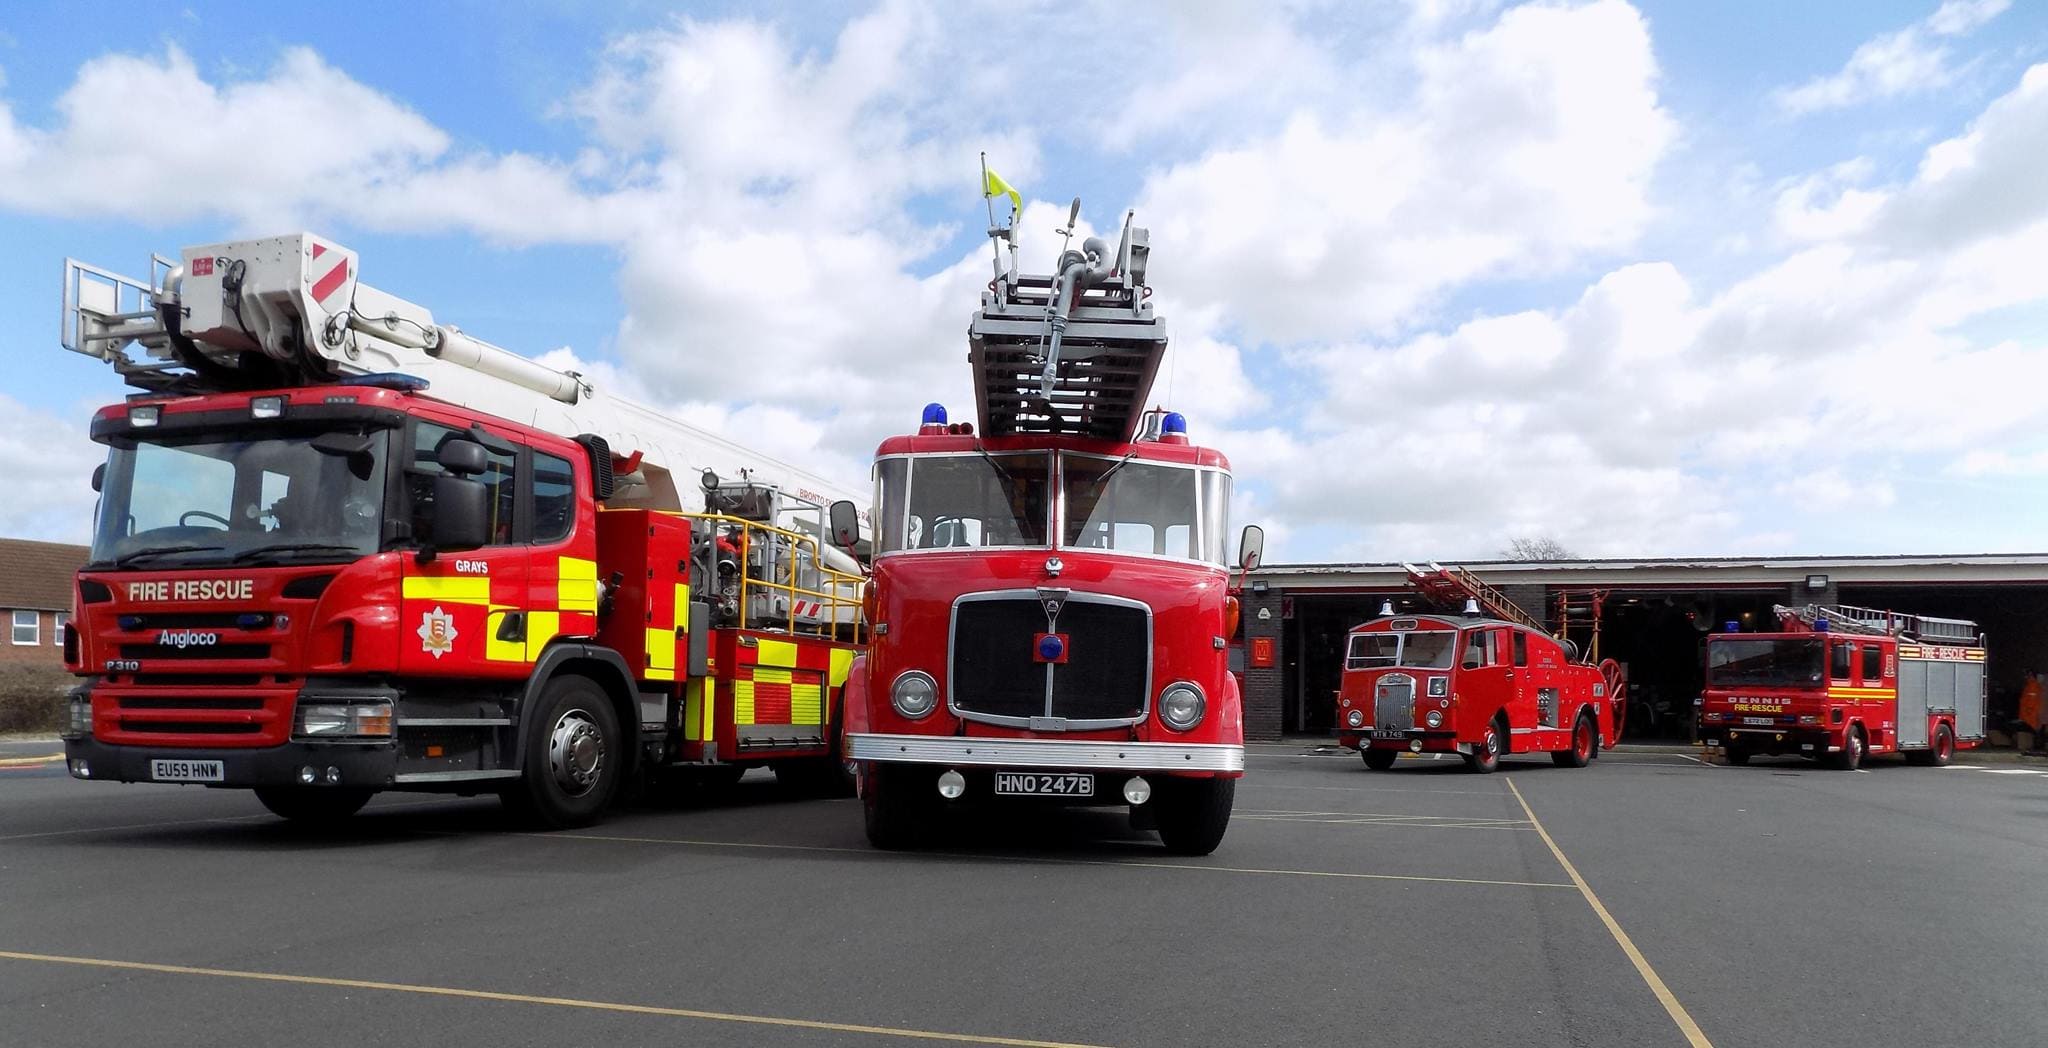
[1775,0,2010,115]
[0,395,101,544]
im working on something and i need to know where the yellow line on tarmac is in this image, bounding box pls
[0,753,62,768]
[547,830,1577,889]
[0,949,1110,1048]
[1505,778,1714,1048]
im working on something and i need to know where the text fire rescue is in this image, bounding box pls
[126,578,257,602]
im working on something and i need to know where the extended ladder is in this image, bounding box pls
[1401,562,1549,635]
[968,210,1166,441]
[1774,603,1979,644]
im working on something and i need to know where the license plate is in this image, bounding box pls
[150,759,224,783]
[1372,729,1408,740]
[1742,717,1776,726]
[993,772,1093,796]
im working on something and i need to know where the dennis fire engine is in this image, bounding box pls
[1337,564,1626,772]
[1699,604,1985,769]
[828,202,1257,855]
[56,235,866,827]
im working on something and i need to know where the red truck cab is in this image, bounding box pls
[1337,609,1624,772]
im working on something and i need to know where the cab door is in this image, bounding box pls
[397,415,530,679]
[1459,627,1517,731]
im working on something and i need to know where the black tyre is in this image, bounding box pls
[1361,748,1398,771]
[1830,725,1866,771]
[861,763,931,850]
[1154,776,1235,856]
[1552,712,1597,768]
[254,787,372,823]
[501,675,622,829]
[774,758,854,797]
[1466,715,1505,774]
[1722,741,1751,766]
[1908,724,1955,767]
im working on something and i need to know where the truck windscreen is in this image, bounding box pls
[1062,455,1220,563]
[1708,637,1827,688]
[1347,631,1458,670]
[90,428,391,568]
[875,453,1052,553]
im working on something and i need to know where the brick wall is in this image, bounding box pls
[1241,588,1286,741]
[2,608,68,667]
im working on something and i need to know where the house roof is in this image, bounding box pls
[0,538,89,611]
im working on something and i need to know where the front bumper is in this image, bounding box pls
[847,733,1244,773]
[62,736,400,788]
[1343,729,1465,754]
[1699,725,1831,754]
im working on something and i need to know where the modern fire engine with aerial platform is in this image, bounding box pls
[826,199,1260,855]
[1337,563,1626,772]
[1699,603,1985,768]
[56,234,867,827]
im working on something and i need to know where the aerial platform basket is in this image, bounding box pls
[968,211,1167,442]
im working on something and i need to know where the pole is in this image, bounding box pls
[981,153,1004,283]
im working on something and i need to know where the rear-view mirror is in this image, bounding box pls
[91,463,105,493]
[428,475,490,552]
[1237,524,1265,572]
[436,438,488,477]
[828,500,861,550]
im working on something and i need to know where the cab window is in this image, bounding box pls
[1462,630,1497,669]
[1831,642,1854,681]
[532,451,576,544]
[1861,644,1883,682]
[408,421,519,546]
[1512,631,1528,667]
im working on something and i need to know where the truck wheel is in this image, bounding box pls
[1154,777,1235,856]
[1361,748,1398,771]
[254,787,372,823]
[775,758,854,797]
[1908,724,1954,767]
[1722,741,1751,766]
[1466,716,1505,774]
[1551,712,1596,768]
[502,675,621,829]
[1830,725,1866,771]
[862,763,931,850]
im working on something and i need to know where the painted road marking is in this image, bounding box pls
[1235,808,1535,831]
[1506,778,1715,1048]
[0,753,63,769]
[541,830,1578,890]
[1242,782,1509,797]
[0,949,1108,1048]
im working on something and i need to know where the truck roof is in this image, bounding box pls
[873,432,1229,470]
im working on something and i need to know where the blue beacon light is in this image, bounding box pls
[921,403,948,426]
[1160,411,1187,436]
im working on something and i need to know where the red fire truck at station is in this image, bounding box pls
[1699,604,1986,769]
[1337,564,1626,772]
[827,203,1259,855]
[55,235,867,827]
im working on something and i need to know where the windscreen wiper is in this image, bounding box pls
[231,542,363,563]
[105,544,228,569]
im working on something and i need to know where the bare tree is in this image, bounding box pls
[1502,535,1574,561]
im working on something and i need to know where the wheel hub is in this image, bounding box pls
[548,709,605,796]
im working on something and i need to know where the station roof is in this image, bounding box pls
[1250,553,2048,591]
[0,538,89,610]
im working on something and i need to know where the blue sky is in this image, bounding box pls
[2,0,2046,559]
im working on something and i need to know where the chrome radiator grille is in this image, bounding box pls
[1373,674,1416,731]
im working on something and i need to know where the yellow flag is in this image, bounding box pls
[984,166,1022,216]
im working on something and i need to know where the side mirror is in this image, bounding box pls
[1236,524,1265,572]
[91,463,105,493]
[437,438,489,477]
[313,431,377,480]
[428,475,491,552]
[828,499,861,550]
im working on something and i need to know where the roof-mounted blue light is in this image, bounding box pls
[921,403,948,426]
[337,372,431,392]
[1161,411,1187,436]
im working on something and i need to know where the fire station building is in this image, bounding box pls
[1238,554,2048,742]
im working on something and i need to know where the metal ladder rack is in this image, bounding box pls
[1775,603,1980,644]
[967,213,1166,442]
[1402,562,1549,636]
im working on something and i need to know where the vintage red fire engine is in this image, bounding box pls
[830,205,1257,855]
[1337,566,1625,772]
[1699,603,1985,769]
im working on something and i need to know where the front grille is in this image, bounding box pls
[117,695,265,711]
[118,720,263,736]
[120,643,271,661]
[128,674,266,687]
[1374,675,1416,731]
[119,612,250,630]
[951,595,1150,725]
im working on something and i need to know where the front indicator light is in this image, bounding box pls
[1346,709,1365,729]
[1798,715,1821,725]
[891,671,939,719]
[66,694,94,737]
[936,769,966,799]
[293,700,395,741]
[1425,709,1444,728]
[1427,676,1448,697]
[1123,776,1152,804]
[1159,683,1206,732]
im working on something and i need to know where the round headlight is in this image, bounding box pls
[1425,709,1444,728]
[1158,683,1206,731]
[1346,708,1366,729]
[891,671,939,718]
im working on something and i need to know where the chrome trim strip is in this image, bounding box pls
[946,589,1153,730]
[848,733,1243,772]
[392,769,521,783]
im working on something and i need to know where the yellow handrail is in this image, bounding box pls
[666,511,864,638]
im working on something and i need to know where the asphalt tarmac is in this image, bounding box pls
[3,740,2045,1047]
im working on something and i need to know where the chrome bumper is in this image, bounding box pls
[847,733,1244,772]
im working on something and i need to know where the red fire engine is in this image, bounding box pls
[56,235,866,827]
[1337,564,1626,772]
[828,204,1258,855]
[1699,603,1986,769]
